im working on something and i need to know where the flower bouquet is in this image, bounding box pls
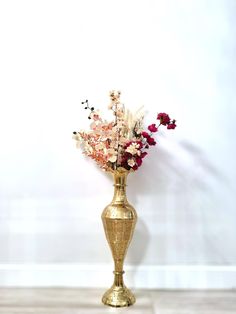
[73,90,176,172]
[73,91,176,307]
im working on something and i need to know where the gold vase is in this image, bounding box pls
[101,169,137,307]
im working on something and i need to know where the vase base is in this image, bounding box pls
[102,285,136,307]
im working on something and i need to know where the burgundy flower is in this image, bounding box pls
[136,140,143,149]
[132,165,138,171]
[124,140,143,150]
[124,141,132,149]
[147,137,156,146]
[136,157,142,167]
[141,131,150,139]
[167,122,177,129]
[141,152,148,158]
[148,124,158,133]
[121,160,130,170]
[157,113,170,125]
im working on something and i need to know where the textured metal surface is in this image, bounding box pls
[101,170,137,307]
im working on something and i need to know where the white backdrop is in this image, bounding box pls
[0,0,236,288]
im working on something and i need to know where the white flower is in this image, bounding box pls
[126,143,140,155]
[95,143,105,151]
[84,143,93,154]
[120,137,127,144]
[116,109,124,118]
[72,133,81,141]
[127,159,136,167]
[108,155,117,163]
[117,120,124,128]
[135,128,142,135]
[107,148,116,155]
[107,148,117,163]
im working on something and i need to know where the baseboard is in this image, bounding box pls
[0,264,235,289]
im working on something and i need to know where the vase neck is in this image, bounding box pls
[112,172,128,203]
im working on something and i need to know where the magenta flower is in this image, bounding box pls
[148,124,158,133]
[136,157,142,167]
[167,122,177,129]
[141,152,148,158]
[141,131,150,139]
[147,137,156,146]
[157,113,170,125]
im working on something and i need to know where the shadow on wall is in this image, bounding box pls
[128,136,227,197]
[123,135,228,268]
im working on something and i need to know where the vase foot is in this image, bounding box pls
[102,285,135,307]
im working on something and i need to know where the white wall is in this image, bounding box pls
[0,0,236,288]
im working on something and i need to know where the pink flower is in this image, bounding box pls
[141,131,150,139]
[90,122,98,130]
[90,112,100,121]
[147,137,156,146]
[157,113,170,125]
[148,124,158,132]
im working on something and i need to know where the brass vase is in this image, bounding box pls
[101,169,137,307]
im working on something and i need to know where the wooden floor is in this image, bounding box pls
[0,289,235,313]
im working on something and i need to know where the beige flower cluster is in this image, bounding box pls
[73,91,145,171]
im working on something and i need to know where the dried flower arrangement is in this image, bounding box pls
[73,91,176,172]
